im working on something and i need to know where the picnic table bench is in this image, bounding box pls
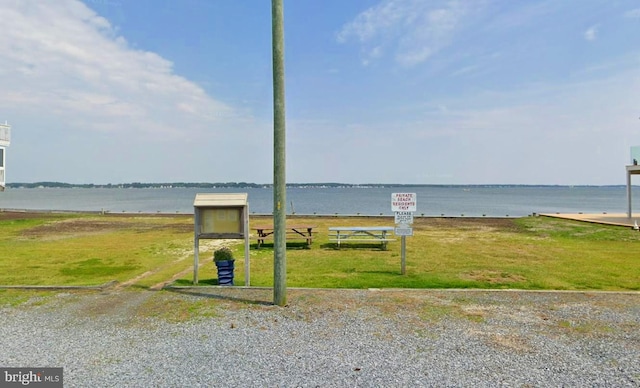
[253,225,315,248]
[328,226,395,250]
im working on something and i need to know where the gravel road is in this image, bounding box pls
[1,288,638,387]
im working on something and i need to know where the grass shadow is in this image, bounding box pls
[252,242,312,250]
[182,278,220,286]
[320,242,389,251]
[163,285,274,306]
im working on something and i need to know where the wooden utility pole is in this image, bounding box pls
[272,0,287,306]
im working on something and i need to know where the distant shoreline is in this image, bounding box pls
[0,208,518,218]
[4,182,630,189]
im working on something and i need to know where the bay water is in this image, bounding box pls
[0,186,637,217]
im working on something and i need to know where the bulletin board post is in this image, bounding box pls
[193,193,250,286]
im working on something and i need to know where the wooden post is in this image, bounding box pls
[272,0,287,306]
[401,236,406,275]
[627,168,632,218]
[193,210,200,284]
[244,205,250,286]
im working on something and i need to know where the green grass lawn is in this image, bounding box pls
[0,212,194,287]
[1,212,639,291]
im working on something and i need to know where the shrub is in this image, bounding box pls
[213,247,234,262]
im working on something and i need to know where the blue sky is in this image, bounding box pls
[1,0,639,184]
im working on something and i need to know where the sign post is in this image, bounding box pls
[391,193,416,275]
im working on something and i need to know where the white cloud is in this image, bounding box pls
[0,0,270,183]
[337,0,473,67]
[286,61,640,184]
[584,25,598,41]
[0,0,237,141]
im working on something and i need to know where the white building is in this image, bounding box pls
[0,121,10,191]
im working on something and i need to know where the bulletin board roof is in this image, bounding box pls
[193,193,248,208]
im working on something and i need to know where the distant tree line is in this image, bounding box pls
[7,181,373,189]
[7,182,267,189]
[5,182,621,189]
[6,182,401,189]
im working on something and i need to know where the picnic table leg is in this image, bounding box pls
[256,231,265,249]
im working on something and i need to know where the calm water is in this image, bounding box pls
[0,186,638,217]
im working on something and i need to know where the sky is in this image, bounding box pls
[0,0,639,185]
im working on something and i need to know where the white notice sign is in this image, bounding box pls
[391,193,417,212]
[394,211,414,225]
[395,226,413,236]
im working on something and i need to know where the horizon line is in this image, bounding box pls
[5,181,632,188]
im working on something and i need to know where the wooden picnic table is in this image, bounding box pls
[328,226,395,250]
[253,224,315,248]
